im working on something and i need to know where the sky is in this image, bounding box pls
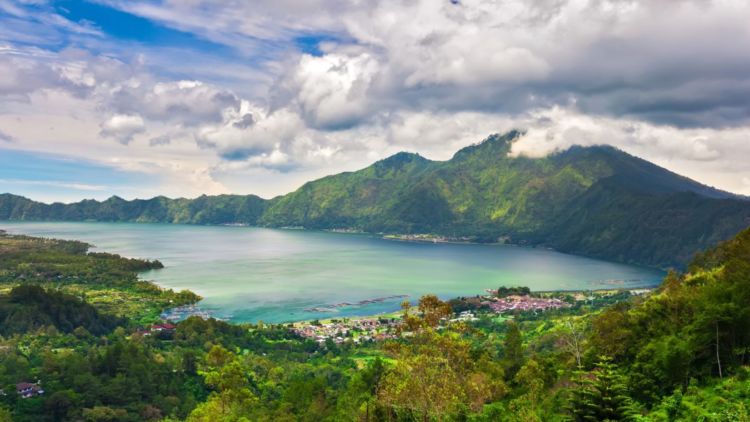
[1,0,750,203]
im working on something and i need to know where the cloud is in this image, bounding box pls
[101,0,750,128]
[148,135,170,146]
[100,114,145,144]
[0,1,103,48]
[0,178,106,191]
[0,44,137,101]
[196,106,312,170]
[509,106,726,163]
[3,0,750,200]
[233,113,255,129]
[111,80,241,126]
[0,129,15,143]
[276,52,379,129]
[0,48,57,97]
[506,106,750,194]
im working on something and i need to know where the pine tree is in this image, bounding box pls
[567,356,639,421]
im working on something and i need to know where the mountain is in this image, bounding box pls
[2,131,749,268]
[0,193,267,225]
[263,131,750,267]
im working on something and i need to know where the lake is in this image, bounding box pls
[0,221,665,323]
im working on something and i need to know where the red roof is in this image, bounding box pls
[151,323,176,330]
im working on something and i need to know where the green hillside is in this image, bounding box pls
[2,131,749,268]
[0,193,267,225]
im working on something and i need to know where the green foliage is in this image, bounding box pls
[0,406,11,422]
[378,329,507,419]
[585,227,750,409]
[400,294,453,332]
[0,194,267,225]
[497,286,531,298]
[0,285,123,335]
[502,321,524,381]
[188,346,256,421]
[566,357,639,421]
[0,232,198,323]
[649,377,750,421]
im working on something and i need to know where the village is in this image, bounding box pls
[143,287,651,346]
[291,317,401,344]
[288,286,654,344]
[289,289,572,343]
[483,293,570,313]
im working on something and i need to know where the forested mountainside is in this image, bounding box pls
[0,193,267,226]
[2,221,750,420]
[3,131,750,268]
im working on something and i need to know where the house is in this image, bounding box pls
[133,328,152,337]
[150,323,176,333]
[16,382,44,399]
[450,310,479,322]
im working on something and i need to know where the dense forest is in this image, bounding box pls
[3,131,750,268]
[0,285,123,336]
[0,225,749,420]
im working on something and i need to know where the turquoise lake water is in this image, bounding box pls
[1,221,665,323]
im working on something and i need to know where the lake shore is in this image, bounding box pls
[1,221,665,324]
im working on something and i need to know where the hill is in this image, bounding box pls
[0,285,124,336]
[2,130,750,268]
[0,193,267,225]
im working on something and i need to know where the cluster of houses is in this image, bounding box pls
[383,233,472,243]
[450,310,479,323]
[133,323,177,337]
[292,294,570,345]
[484,295,569,313]
[15,382,44,399]
[292,318,399,344]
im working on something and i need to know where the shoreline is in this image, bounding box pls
[1,222,665,325]
[161,285,658,326]
[1,220,670,271]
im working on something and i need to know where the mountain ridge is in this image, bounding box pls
[2,131,749,269]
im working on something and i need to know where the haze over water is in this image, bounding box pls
[1,222,664,323]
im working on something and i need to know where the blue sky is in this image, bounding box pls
[0,0,332,201]
[0,149,157,202]
[1,0,750,202]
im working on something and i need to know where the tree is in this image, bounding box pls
[0,406,12,422]
[82,406,128,421]
[418,295,453,328]
[567,357,638,422]
[183,349,198,376]
[513,358,545,413]
[400,295,453,333]
[189,346,256,421]
[378,330,505,420]
[344,358,387,422]
[502,320,524,381]
[558,319,586,369]
[379,350,462,420]
[45,389,77,421]
[497,286,531,298]
[588,303,634,361]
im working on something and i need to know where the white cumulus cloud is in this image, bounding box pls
[100,114,146,144]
